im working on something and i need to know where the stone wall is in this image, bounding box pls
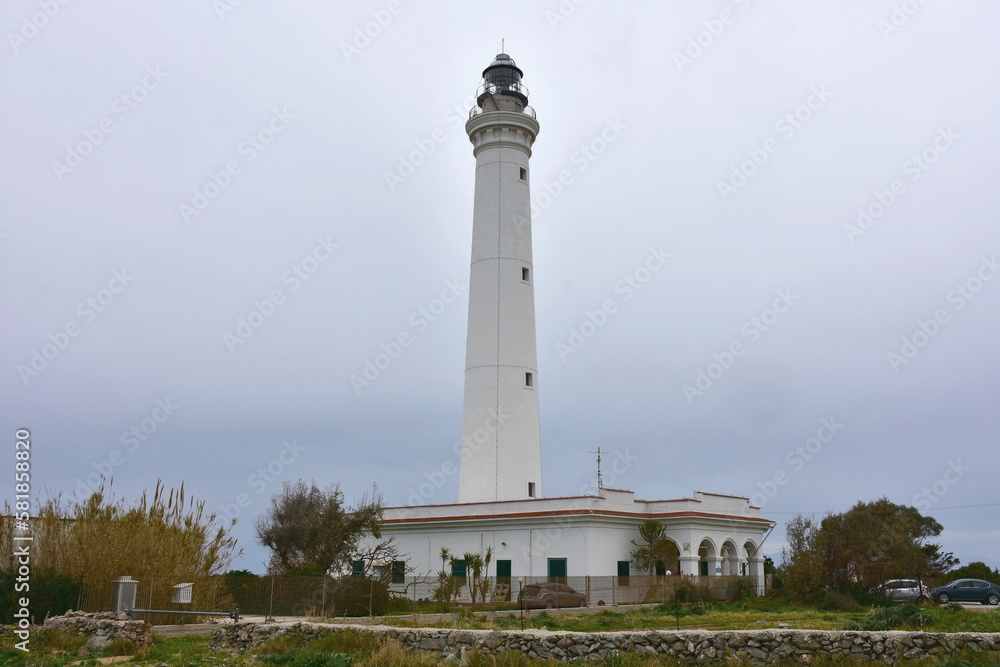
[43,611,153,650]
[210,622,1000,663]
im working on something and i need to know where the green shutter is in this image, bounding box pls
[547,558,567,581]
[351,560,364,578]
[496,559,512,579]
[617,561,630,577]
[391,560,405,584]
[451,559,467,579]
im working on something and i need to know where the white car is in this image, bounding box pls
[879,579,931,603]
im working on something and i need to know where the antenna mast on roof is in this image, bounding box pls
[589,447,603,489]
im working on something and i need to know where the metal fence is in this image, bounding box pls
[390,575,761,608]
[70,573,763,621]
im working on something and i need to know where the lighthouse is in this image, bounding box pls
[369,52,772,588]
[458,53,543,503]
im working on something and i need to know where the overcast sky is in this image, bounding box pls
[3,1,999,575]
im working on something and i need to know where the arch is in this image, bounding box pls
[697,537,718,576]
[720,539,741,576]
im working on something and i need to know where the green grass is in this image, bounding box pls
[384,599,1000,634]
[2,603,998,666]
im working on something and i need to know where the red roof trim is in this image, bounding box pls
[636,497,700,503]
[382,508,773,525]
[384,494,603,511]
[696,491,751,501]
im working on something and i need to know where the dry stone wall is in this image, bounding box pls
[43,611,153,650]
[210,622,1000,663]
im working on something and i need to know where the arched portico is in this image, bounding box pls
[720,539,741,576]
[698,538,720,576]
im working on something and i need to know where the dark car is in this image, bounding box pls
[517,582,587,609]
[931,579,1000,605]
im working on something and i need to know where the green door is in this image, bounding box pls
[547,558,567,582]
[700,561,709,576]
[495,559,512,601]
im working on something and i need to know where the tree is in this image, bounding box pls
[630,520,679,574]
[780,498,958,601]
[780,515,825,601]
[255,480,388,576]
[463,552,484,604]
[946,561,1000,585]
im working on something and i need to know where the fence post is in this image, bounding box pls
[368,577,374,617]
[266,575,275,622]
[321,576,327,616]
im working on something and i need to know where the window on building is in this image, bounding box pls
[390,560,405,584]
[617,561,630,586]
[521,267,530,282]
[527,481,536,497]
[351,560,364,578]
[451,559,467,580]
[519,167,527,181]
[525,372,533,388]
[547,558,567,583]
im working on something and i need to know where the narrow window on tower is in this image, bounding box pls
[521,267,530,283]
[525,372,533,388]
[519,167,527,181]
[528,482,536,498]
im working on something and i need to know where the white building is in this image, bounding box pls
[370,53,772,592]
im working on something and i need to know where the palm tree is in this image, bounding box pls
[464,552,484,604]
[439,546,451,573]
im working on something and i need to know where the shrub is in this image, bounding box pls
[818,591,863,612]
[0,574,82,621]
[850,605,931,631]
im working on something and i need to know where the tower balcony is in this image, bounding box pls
[469,100,536,120]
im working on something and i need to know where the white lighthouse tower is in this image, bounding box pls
[458,53,542,503]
